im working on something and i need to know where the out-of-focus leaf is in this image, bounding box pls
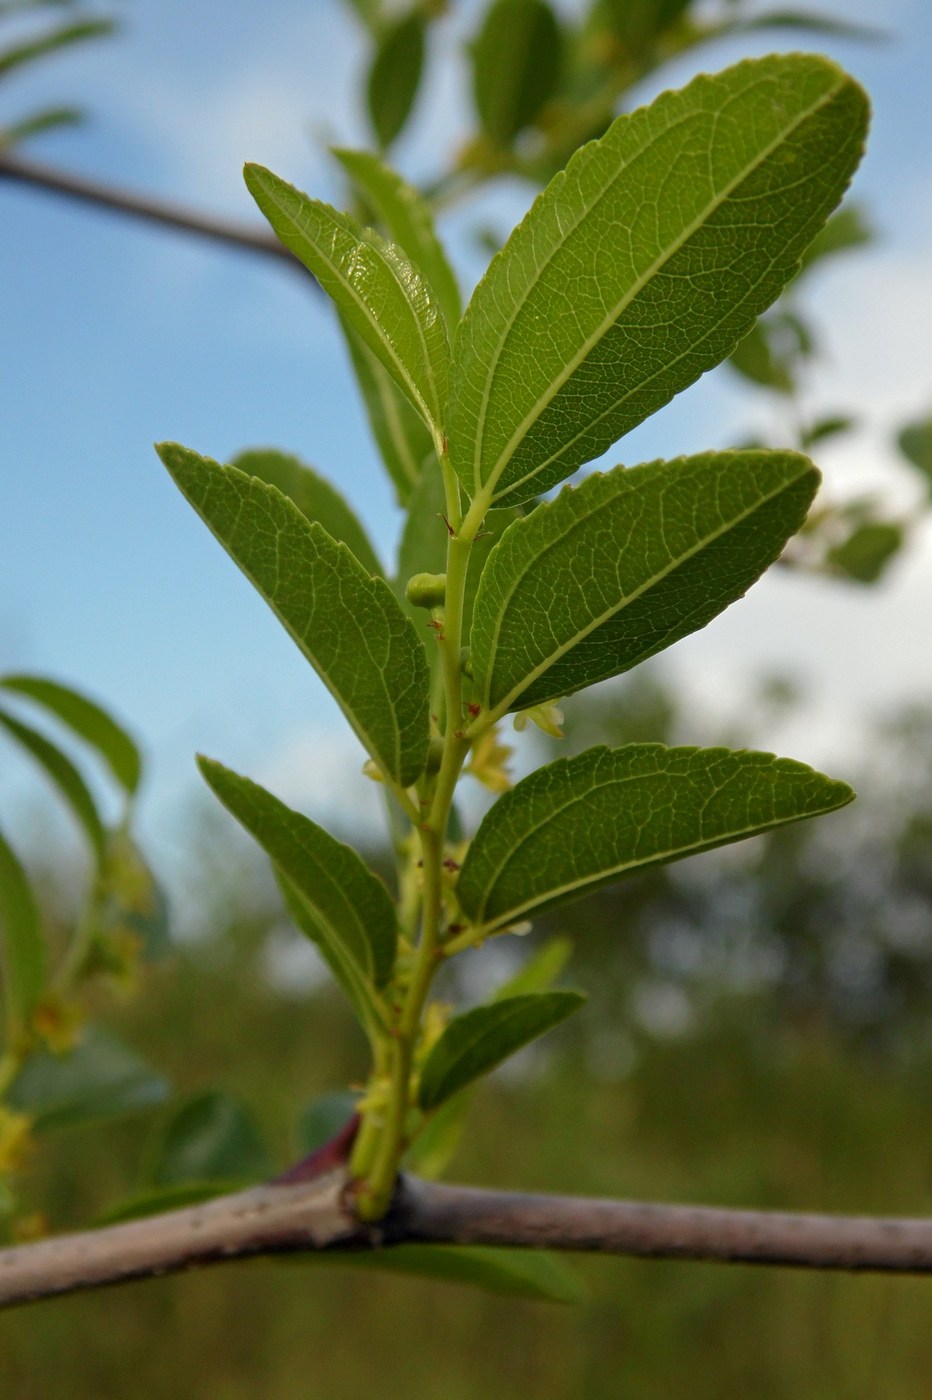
[470,452,819,717]
[199,758,397,993]
[366,12,426,149]
[0,824,45,1027]
[332,148,461,330]
[231,447,382,577]
[296,1092,358,1155]
[0,705,106,861]
[457,744,855,935]
[728,319,795,393]
[278,873,386,1036]
[721,10,886,43]
[245,164,449,441]
[897,415,932,491]
[418,992,585,1110]
[159,445,430,789]
[8,1028,169,1130]
[342,318,435,504]
[404,1090,470,1179]
[829,522,903,584]
[0,17,114,79]
[493,935,573,1000]
[0,104,81,145]
[0,674,141,795]
[149,1090,271,1187]
[304,1243,586,1303]
[598,0,693,52]
[802,414,855,447]
[472,0,563,145]
[798,204,872,275]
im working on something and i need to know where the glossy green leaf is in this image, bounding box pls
[159,444,430,788]
[8,1028,169,1130]
[472,0,562,145]
[199,758,397,991]
[307,1243,586,1303]
[898,415,932,491]
[418,991,585,1111]
[332,147,461,330]
[829,522,903,584]
[457,744,855,935]
[493,934,573,1000]
[342,317,435,504]
[0,824,45,1027]
[366,12,425,149]
[149,1090,272,1187]
[449,55,868,506]
[0,673,141,794]
[0,706,106,861]
[278,872,386,1036]
[244,164,449,439]
[470,451,819,717]
[231,447,382,577]
[0,17,114,78]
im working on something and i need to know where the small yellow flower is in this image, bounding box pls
[32,993,84,1054]
[0,1106,34,1176]
[513,702,565,739]
[465,726,514,793]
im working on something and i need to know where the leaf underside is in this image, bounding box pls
[158,444,430,788]
[448,54,869,505]
[469,450,819,714]
[456,744,854,933]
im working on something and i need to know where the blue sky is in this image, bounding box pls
[2,0,932,862]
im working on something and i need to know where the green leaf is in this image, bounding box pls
[341,317,435,504]
[0,706,106,862]
[231,447,382,577]
[198,758,397,992]
[598,0,693,50]
[470,451,819,717]
[798,204,872,275]
[244,164,450,440]
[457,744,855,935]
[366,11,426,149]
[296,1092,358,1155]
[8,1028,169,1130]
[724,10,886,43]
[278,872,387,1037]
[332,147,461,330]
[728,319,796,394]
[897,415,932,491]
[0,823,45,1027]
[307,1243,586,1303]
[0,105,82,146]
[418,991,585,1111]
[0,17,114,79]
[829,522,903,584]
[158,444,430,788]
[0,673,141,795]
[801,414,855,448]
[404,1090,470,1179]
[493,934,573,1000]
[149,1091,272,1187]
[472,0,563,145]
[448,55,868,506]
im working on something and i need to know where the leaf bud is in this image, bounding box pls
[405,572,447,609]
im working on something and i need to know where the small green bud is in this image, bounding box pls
[460,647,473,677]
[405,572,447,609]
[426,736,445,773]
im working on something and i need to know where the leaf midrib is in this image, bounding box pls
[480,463,809,714]
[466,72,844,501]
